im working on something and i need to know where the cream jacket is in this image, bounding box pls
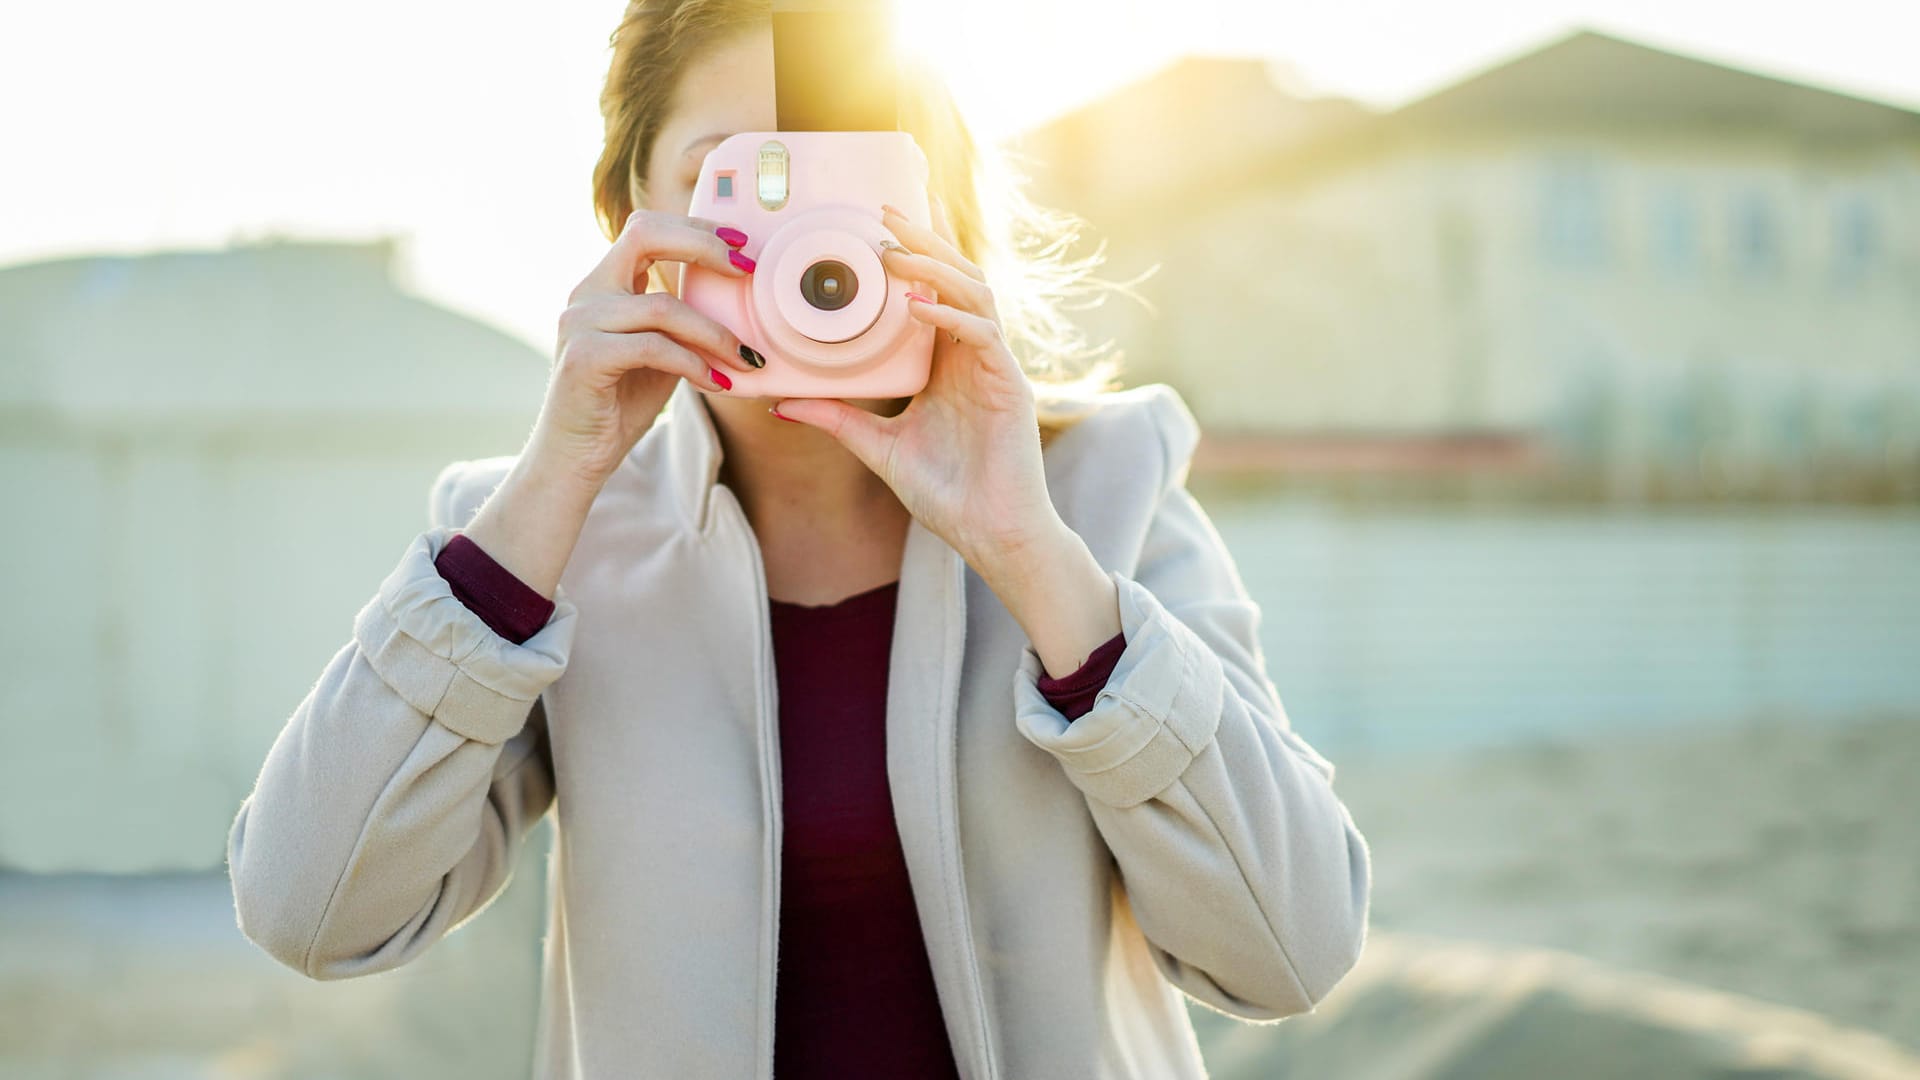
[226,378,1372,1079]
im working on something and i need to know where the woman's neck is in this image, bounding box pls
[703,394,912,605]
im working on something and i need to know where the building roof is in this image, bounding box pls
[1014,29,1920,222]
[1393,28,1920,138]
[1007,55,1369,221]
[0,237,547,432]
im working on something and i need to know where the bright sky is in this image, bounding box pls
[3,0,1916,354]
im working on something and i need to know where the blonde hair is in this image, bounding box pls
[590,0,1141,433]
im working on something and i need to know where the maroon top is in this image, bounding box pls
[433,531,1124,1076]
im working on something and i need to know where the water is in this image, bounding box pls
[1203,498,1920,759]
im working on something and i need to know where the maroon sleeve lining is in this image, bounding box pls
[1035,630,1127,722]
[433,532,557,645]
[434,526,1118,707]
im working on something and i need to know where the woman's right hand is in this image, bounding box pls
[528,208,759,491]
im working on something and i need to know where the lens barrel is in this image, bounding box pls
[799,259,858,311]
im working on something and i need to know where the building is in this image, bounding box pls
[0,236,548,873]
[1014,30,1920,497]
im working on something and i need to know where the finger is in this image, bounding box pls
[881,203,985,282]
[880,246,992,317]
[567,328,733,393]
[904,294,1002,351]
[684,213,739,236]
[768,397,895,477]
[574,209,752,300]
[566,292,756,373]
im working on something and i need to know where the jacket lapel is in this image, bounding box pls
[886,516,996,1079]
[660,381,995,1079]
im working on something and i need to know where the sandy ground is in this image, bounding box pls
[1190,928,1920,1080]
[1315,713,1920,1051]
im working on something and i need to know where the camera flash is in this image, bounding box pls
[757,140,790,210]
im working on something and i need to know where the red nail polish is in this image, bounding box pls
[905,291,933,304]
[716,226,748,247]
[729,250,756,273]
[709,366,732,391]
[770,405,800,423]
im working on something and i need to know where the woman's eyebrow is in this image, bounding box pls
[682,132,732,158]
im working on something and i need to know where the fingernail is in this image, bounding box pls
[709,366,732,391]
[739,344,765,369]
[881,203,903,219]
[770,405,800,423]
[716,226,748,247]
[905,291,934,304]
[729,250,756,273]
[878,239,908,255]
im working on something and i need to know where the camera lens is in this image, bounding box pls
[799,259,858,311]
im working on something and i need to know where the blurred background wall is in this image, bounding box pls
[0,240,557,1077]
[1,9,1917,1080]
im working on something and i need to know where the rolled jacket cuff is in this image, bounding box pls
[1014,570,1224,808]
[352,525,578,745]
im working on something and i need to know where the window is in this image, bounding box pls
[1731,191,1781,277]
[1830,196,1877,287]
[1650,184,1699,276]
[1539,158,1608,270]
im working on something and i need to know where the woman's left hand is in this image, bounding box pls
[769,197,1059,579]
[770,197,1124,677]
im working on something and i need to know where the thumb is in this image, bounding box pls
[771,398,894,476]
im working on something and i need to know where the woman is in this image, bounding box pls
[226,2,1372,1077]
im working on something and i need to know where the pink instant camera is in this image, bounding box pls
[679,131,937,399]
